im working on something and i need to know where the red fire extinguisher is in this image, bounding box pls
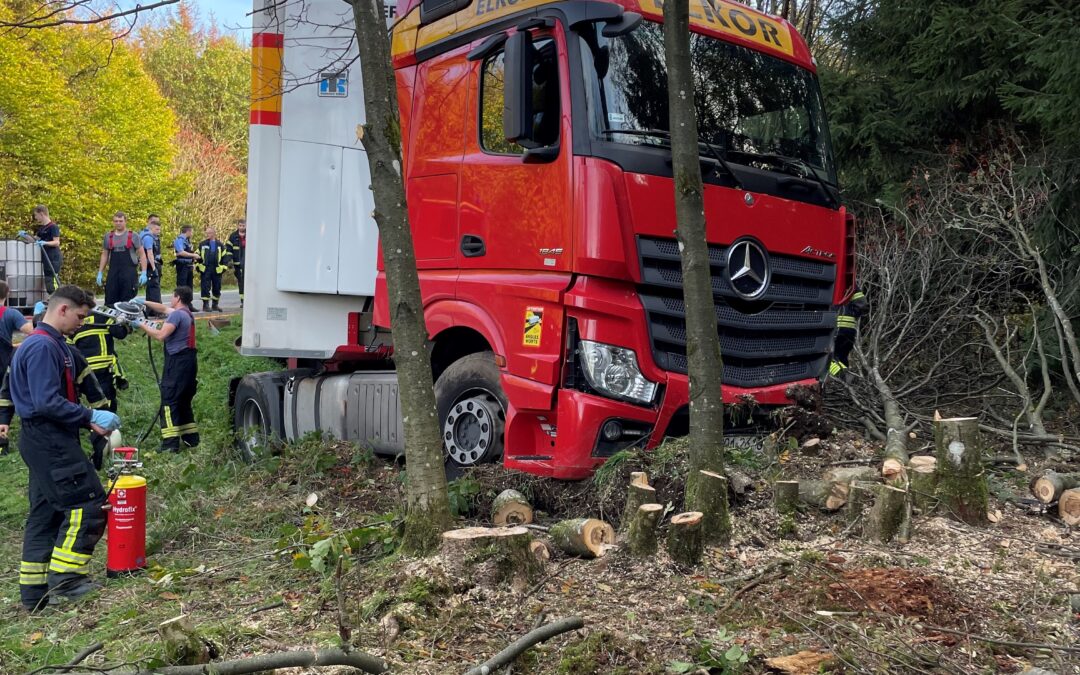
[106,447,147,577]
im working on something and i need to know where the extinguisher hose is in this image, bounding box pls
[134,332,163,446]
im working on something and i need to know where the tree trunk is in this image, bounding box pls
[933,417,989,526]
[492,489,533,527]
[863,484,907,544]
[663,0,730,544]
[1031,472,1080,504]
[440,526,542,589]
[667,512,704,566]
[1059,489,1080,526]
[845,481,876,530]
[687,470,730,545]
[822,466,879,485]
[549,519,616,559]
[627,503,664,556]
[620,482,657,532]
[908,456,939,513]
[798,479,847,510]
[773,480,799,516]
[347,0,451,554]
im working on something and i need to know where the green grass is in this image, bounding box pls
[0,318,290,671]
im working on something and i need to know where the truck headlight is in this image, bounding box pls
[577,340,657,405]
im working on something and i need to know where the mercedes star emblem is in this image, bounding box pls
[726,239,771,300]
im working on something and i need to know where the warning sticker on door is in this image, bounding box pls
[523,307,543,347]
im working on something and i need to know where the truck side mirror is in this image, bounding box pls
[503,31,536,148]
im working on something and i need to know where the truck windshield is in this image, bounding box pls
[579,21,837,184]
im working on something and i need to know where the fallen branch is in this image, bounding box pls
[719,568,789,613]
[463,617,585,675]
[63,647,389,674]
[25,643,106,675]
[712,559,792,587]
[915,624,1080,655]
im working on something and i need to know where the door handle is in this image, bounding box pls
[460,235,486,258]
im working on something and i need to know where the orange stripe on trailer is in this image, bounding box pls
[251,32,283,126]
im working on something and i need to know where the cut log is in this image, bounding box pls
[627,504,664,556]
[933,417,989,526]
[845,481,876,530]
[529,539,552,563]
[549,519,616,559]
[822,467,880,485]
[686,470,730,545]
[630,471,649,488]
[909,456,939,513]
[667,512,704,566]
[492,489,534,527]
[800,437,822,455]
[726,469,754,497]
[440,526,542,589]
[1031,472,1080,504]
[159,615,210,666]
[798,479,847,511]
[620,483,657,532]
[773,480,800,516]
[1060,489,1080,527]
[862,485,907,544]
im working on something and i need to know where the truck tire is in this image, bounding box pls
[435,352,507,467]
[233,372,290,463]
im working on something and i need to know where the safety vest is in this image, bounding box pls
[837,290,866,330]
[31,328,76,403]
[108,230,135,250]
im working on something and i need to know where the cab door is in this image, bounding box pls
[457,29,574,273]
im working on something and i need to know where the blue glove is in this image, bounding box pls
[91,410,121,432]
[131,297,146,306]
[35,240,44,248]
[17,230,26,237]
[96,271,103,286]
[33,301,46,315]
[138,271,147,286]
[130,317,144,328]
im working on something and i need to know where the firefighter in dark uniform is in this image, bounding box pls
[0,285,121,612]
[172,225,199,290]
[196,227,226,312]
[0,280,33,455]
[28,205,63,294]
[140,214,164,307]
[226,219,246,307]
[132,287,199,452]
[96,212,148,307]
[69,309,132,465]
[829,288,867,380]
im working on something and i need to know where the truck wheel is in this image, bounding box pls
[435,352,507,467]
[233,372,287,463]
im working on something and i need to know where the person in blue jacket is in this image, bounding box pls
[1,285,121,612]
[0,279,33,455]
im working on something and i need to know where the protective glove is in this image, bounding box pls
[215,264,227,275]
[33,301,46,316]
[138,271,147,286]
[17,230,26,238]
[131,297,146,306]
[129,317,144,328]
[90,410,121,432]
[34,240,44,248]
[95,271,103,286]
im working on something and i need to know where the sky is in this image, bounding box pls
[116,0,253,39]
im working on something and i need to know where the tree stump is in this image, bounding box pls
[1031,472,1080,504]
[630,471,649,487]
[801,437,822,455]
[159,615,210,666]
[1059,489,1080,527]
[845,480,877,530]
[620,482,657,533]
[686,470,730,545]
[549,519,616,559]
[773,480,799,516]
[667,512,704,566]
[798,479,847,511]
[492,490,534,527]
[862,485,907,544]
[529,539,552,563]
[627,504,664,556]
[440,526,542,589]
[908,456,938,513]
[933,417,989,526]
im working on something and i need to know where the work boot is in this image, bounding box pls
[212,301,221,312]
[200,302,208,313]
[53,579,102,601]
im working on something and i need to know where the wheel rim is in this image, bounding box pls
[443,389,504,466]
[239,398,267,460]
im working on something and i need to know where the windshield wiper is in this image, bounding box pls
[600,128,743,189]
[726,149,838,208]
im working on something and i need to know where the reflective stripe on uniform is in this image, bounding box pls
[52,547,90,564]
[61,508,83,552]
[162,406,180,438]
[852,291,865,300]
[828,360,846,375]
[77,366,94,385]
[20,561,47,584]
[49,558,89,574]
[178,423,199,434]
[837,316,858,328]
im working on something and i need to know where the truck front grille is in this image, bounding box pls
[637,237,837,389]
